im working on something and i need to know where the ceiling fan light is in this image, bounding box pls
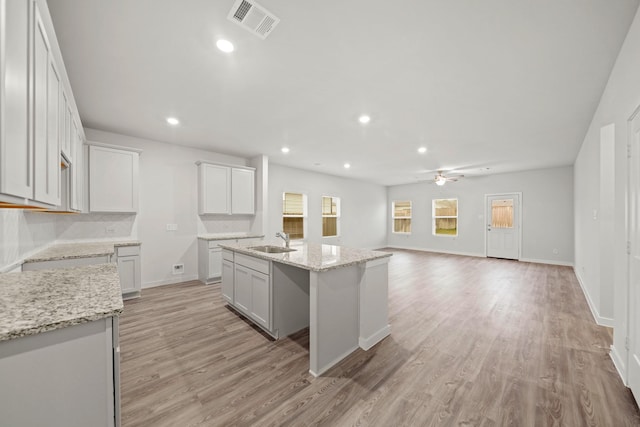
[435,176,446,186]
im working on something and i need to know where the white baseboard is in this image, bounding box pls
[610,344,628,386]
[142,274,199,289]
[519,257,574,267]
[310,345,359,377]
[359,325,391,351]
[385,245,484,258]
[573,268,615,327]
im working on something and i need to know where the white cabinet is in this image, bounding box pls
[221,255,234,304]
[225,253,271,331]
[0,0,32,201]
[0,0,84,208]
[198,237,260,284]
[88,144,140,213]
[231,167,255,214]
[0,317,119,427]
[234,264,252,314]
[116,245,141,298]
[69,118,83,211]
[196,161,255,215]
[208,247,223,280]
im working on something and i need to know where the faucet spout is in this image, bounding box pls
[275,231,290,248]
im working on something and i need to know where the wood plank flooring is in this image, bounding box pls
[119,249,640,426]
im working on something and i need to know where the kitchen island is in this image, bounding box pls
[219,242,392,376]
[0,263,123,426]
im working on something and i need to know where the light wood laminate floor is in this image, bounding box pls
[119,249,640,426]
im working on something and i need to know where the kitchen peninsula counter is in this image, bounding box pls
[0,263,123,341]
[220,242,392,376]
[218,241,391,272]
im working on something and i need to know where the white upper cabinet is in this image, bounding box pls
[88,144,140,213]
[69,118,83,211]
[32,2,60,206]
[231,167,255,214]
[197,161,255,215]
[0,0,84,208]
[0,0,32,200]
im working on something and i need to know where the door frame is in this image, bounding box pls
[484,192,523,260]
[625,104,640,386]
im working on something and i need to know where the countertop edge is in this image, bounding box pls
[0,308,123,342]
[197,234,265,241]
[23,241,141,264]
[219,244,392,272]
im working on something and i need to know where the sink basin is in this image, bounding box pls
[249,245,297,254]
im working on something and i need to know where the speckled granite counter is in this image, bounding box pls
[219,241,392,272]
[0,263,123,341]
[24,240,141,264]
[197,233,264,241]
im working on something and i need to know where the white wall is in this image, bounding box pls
[0,210,57,271]
[574,6,640,380]
[387,166,574,265]
[82,128,253,288]
[268,164,387,249]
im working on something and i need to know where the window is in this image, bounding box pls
[433,199,458,236]
[282,192,306,239]
[322,196,340,237]
[491,199,514,228]
[392,201,412,233]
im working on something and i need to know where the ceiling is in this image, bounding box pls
[47,0,639,186]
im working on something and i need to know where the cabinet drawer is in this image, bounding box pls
[234,253,270,275]
[222,249,234,262]
[208,239,234,249]
[116,245,140,257]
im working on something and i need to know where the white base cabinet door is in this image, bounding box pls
[116,245,141,298]
[250,270,270,329]
[234,264,252,314]
[221,258,234,304]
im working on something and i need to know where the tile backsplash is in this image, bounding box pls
[0,210,57,270]
[55,213,137,241]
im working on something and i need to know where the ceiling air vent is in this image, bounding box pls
[227,0,280,40]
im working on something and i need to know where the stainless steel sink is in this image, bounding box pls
[249,245,297,254]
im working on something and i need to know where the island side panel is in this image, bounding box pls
[359,258,391,350]
[0,318,116,427]
[309,266,359,376]
[272,262,310,338]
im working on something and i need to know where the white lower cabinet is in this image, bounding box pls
[0,317,120,427]
[116,245,141,298]
[224,253,272,332]
[221,256,234,304]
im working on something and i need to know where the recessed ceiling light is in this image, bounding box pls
[216,39,234,53]
[344,163,351,169]
[358,115,370,124]
[418,147,427,154]
[166,117,179,125]
[281,147,290,153]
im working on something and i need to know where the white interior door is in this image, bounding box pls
[486,193,520,260]
[628,110,640,400]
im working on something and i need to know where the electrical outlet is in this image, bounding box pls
[105,226,116,234]
[166,224,178,231]
[172,263,184,275]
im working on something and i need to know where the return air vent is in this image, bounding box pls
[227,0,280,40]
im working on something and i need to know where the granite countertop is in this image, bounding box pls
[197,233,264,241]
[219,241,392,272]
[0,263,123,342]
[24,240,141,264]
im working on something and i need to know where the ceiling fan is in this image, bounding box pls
[433,171,463,186]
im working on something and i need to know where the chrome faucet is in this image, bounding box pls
[276,231,290,248]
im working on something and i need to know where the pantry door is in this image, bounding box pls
[486,193,521,260]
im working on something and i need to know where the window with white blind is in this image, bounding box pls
[392,201,411,233]
[433,198,458,236]
[282,192,306,240]
[322,196,340,237]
